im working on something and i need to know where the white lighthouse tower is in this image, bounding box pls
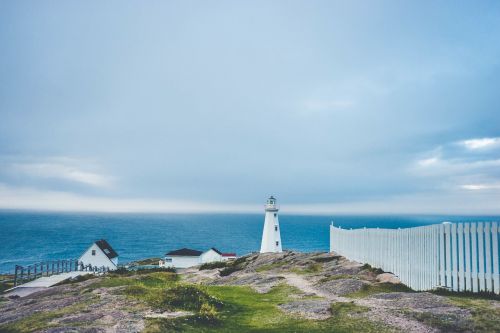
[260,196,282,253]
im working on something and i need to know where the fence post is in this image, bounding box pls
[485,223,493,292]
[458,223,465,291]
[478,222,485,291]
[492,222,499,294]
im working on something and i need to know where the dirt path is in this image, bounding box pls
[279,273,437,333]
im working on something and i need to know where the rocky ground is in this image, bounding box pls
[1,251,499,332]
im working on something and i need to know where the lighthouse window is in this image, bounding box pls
[274,213,277,217]
[276,241,279,246]
[275,226,278,231]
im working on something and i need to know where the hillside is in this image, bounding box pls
[1,251,499,332]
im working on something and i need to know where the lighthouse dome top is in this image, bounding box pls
[265,196,279,211]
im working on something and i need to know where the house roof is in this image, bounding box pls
[95,239,118,259]
[222,253,237,257]
[210,248,222,255]
[166,248,203,256]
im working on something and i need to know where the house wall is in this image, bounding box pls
[164,256,201,268]
[79,243,117,270]
[201,250,222,263]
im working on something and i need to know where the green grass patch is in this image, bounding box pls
[346,283,413,298]
[255,261,287,272]
[410,311,472,332]
[446,296,500,332]
[144,283,390,332]
[330,302,370,315]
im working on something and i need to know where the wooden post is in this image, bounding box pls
[14,265,19,287]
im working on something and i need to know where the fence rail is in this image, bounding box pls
[13,260,110,287]
[330,222,500,293]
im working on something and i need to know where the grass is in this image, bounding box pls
[312,256,341,263]
[54,273,96,286]
[130,258,162,266]
[446,296,500,332]
[0,274,14,293]
[409,311,472,332]
[291,263,323,275]
[346,282,413,298]
[0,299,95,332]
[199,262,227,270]
[143,283,390,333]
[255,261,287,272]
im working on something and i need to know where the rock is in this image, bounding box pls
[316,278,368,296]
[279,300,332,320]
[376,273,401,284]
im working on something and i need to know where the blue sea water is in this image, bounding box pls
[0,211,499,273]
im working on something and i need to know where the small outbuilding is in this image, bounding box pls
[79,239,118,271]
[160,247,237,268]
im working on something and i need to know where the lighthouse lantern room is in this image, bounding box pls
[260,196,283,253]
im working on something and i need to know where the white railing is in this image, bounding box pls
[330,222,500,294]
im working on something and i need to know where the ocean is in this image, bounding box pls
[1,211,499,274]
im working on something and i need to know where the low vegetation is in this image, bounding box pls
[2,252,500,333]
[199,261,227,270]
[346,282,413,298]
[360,263,384,275]
[219,256,250,276]
[130,258,162,266]
[0,275,14,293]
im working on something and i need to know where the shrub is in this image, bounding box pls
[220,265,240,277]
[136,267,176,274]
[361,263,384,275]
[197,302,220,324]
[158,285,223,311]
[199,261,227,270]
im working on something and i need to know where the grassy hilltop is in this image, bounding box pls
[1,252,499,332]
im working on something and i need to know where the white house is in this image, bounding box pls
[260,196,283,253]
[79,239,118,271]
[160,247,237,268]
[160,248,203,268]
[200,248,223,263]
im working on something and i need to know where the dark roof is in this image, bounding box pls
[95,239,118,259]
[210,248,222,255]
[166,248,203,256]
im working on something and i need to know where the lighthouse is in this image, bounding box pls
[260,196,282,253]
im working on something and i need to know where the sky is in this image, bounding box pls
[0,1,500,214]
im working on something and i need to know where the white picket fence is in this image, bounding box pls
[330,222,500,293]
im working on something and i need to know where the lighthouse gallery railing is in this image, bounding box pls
[330,222,500,294]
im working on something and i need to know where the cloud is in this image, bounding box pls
[8,157,113,188]
[417,156,440,167]
[0,184,255,213]
[459,137,500,150]
[461,183,500,191]
[1,183,499,215]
